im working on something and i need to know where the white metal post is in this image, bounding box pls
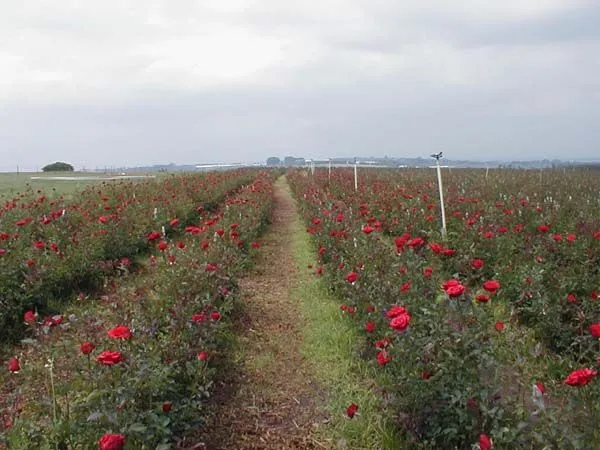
[354,160,358,191]
[328,159,332,180]
[435,159,447,239]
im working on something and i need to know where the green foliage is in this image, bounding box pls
[41,162,74,172]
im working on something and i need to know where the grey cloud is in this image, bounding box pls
[1,0,600,170]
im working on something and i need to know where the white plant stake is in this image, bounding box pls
[354,160,358,191]
[430,152,447,239]
[328,159,332,180]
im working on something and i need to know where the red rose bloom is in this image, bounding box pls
[445,284,466,298]
[376,351,391,366]
[98,433,125,450]
[483,280,501,293]
[157,241,168,251]
[107,325,132,340]
[8,357,20,373]
[211,311,221,321]
[390,312,411,332]
[97,351,124,366]
[476,294,490,303]
[471,259,484,270]
[479,434,493,450]
[197,351,208,361]
[23,310,36,324]
[81,341,95,355]
[365,321,376,333]
[362,225,374,234]
[564,368,598,386]
[162,401,172,412]
[590,324,600,338]
[494,321,505,332]
[346,403,359,418]
[346,271,359,284]
[386,305,407,318]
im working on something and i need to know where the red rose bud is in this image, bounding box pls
[81,341,95,355]
[346,403,359,418]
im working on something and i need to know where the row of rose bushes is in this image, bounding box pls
[318,168,600,362]
[0,171,258,344]
[1,171,276,449]
[289,168,600,449]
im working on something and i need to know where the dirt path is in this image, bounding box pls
[195,177,330,450]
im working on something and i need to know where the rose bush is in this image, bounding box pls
[0,171,277,448]
[289,167,600,448]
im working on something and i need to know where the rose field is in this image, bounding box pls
[1,167,600,449]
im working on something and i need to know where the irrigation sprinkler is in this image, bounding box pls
[430,152,447,239]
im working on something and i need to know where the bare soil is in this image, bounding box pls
[190,177,330,450]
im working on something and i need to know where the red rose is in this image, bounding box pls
[386,305,407,318]
[34,241,45,250]
[362,225,374,234]
[346,403,359,418]
[147,231,161,241]
[494,321,505,332]
[107,325,132,340]
[81,341,95,355]
[211,311,221,321]
[8,357,20,373]
[24,310,36,324]
[471,259,484,270]
[98,433,125,450]
[162,401,172,413]
[446,284,466,298]
[564,368,598,386]
[390,312,411,332]
[157,241,168,251]
[97,351,124,366]
[345,271,359,284]
[537,224,550,233]
[365,321,375,333]
[251,241,261,249]
[376,351,391,366]
[476,294,490,303]
[192,313,206,323]
[483,280,501,294]
[170,218,180,227]
[590,324,600,338]
[479,434,493,450]
[197,351,208,361]
[567,293,577,303]
[423,266,433,278]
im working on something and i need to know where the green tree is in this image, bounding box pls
[42,162,74,172]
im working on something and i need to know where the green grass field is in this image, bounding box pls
[0,172,160,200]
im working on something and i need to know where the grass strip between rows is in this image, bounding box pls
[289,193,404,450]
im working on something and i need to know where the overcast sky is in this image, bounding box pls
[1,0,600,170]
